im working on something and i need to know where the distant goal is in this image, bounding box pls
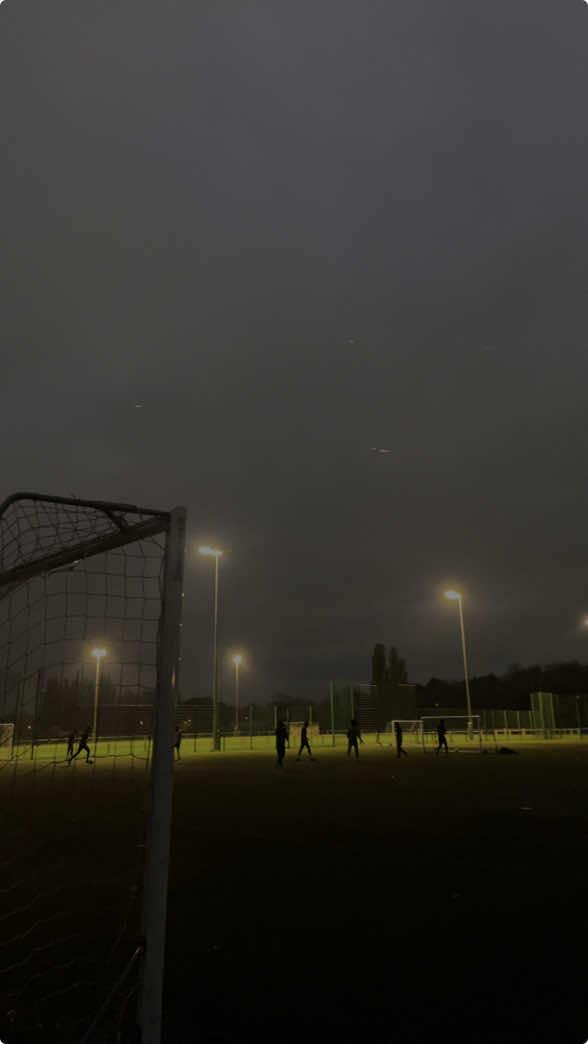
[421,715,482,751]
[0,721,14,756]
[0,491,185,1042]
[389,720,423,745]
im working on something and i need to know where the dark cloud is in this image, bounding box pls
[2,0,588,700]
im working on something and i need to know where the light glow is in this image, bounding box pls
[198,545,223,558]
[232,654,243,666]
[444,590,462,601]
[91,647,107,660]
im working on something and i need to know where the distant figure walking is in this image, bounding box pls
[394,721,408,758]
[70,724,92,763]
[66,730,76,761]
[436,719,449,756]
[296,720,314,761]
[174,726,182,760]
[347,718,364,759]
[275,720,289,767]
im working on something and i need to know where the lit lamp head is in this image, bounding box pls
[444,590,462,602]
[198,545,223,558]
[232,654,243,667]
[91,647,108,661]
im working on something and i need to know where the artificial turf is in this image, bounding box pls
[2,742,588,1043]
[164,742,588,1043]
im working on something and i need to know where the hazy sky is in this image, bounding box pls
[2,1,588,702]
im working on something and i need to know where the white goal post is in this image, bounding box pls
[0,721,14,752]
[0,492,185,1044]
[388,720,423,742]
[420,715,482,750]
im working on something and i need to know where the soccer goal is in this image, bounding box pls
[0,492,185,1043]
[420,715,482,751]
[388,720,423,746]
[0,721,14,755]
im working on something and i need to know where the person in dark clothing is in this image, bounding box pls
[275,720,289,767]
[394,721,408,758]
[66,730,76,761]
[296,720,314,761]
[436,719,449,756]
[347,718,363,759]
[174,726,182,759]
[70,724,92,763]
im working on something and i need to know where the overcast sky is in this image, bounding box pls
[2,1,588,703]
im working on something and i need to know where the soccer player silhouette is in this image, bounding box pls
[275,720,289,767]
[174,726,182,760]
[347,718,363,759]
[66,730,76,761]
[436,719,449,756]
[70,724,92,763]
[394,721,408,758]
[296,720,314,761]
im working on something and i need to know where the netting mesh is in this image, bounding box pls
[0,495,171,1043]
[420,715,482,751]
[1,496,126,569]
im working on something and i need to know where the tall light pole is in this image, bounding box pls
[444,590,473,733]
[91,647,107,750]
[232,654,243,733]
[199,546,223,750]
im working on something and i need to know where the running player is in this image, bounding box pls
[66,729,76,761]
[174,726,182,759]
[394,721,408,758]
[347,718,363,759]
[275,719,289,767]
[436,718,449,756]
[70,724,92,763]
[296,720,314,761]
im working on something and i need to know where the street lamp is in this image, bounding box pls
[231,653,243,733]
[198,546,224,750]
[444,590,473,734]
[91,647,107,750]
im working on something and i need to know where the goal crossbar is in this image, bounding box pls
[0,492,170,592]
[0,491,186,1044]
[420,715,481,731]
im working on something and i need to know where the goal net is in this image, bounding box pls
[0,721,14,753]
[388,720,423,745]
[0,492,185,1043]
[420,715,482,750]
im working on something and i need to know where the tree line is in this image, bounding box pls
[372,644,588,710]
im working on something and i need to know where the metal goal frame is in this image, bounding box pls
[0,491,185,1044]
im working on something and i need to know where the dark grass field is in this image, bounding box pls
[165,744,588,1044]
[2,743,588,1042]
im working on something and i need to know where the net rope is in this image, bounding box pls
[0,495,169,1043]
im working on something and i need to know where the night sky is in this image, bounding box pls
[2,1,588,703]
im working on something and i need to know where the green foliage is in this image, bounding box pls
[371,643,386,685]
[387,646,408,685]
[418,660,588,710]
[372,643,408,686]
